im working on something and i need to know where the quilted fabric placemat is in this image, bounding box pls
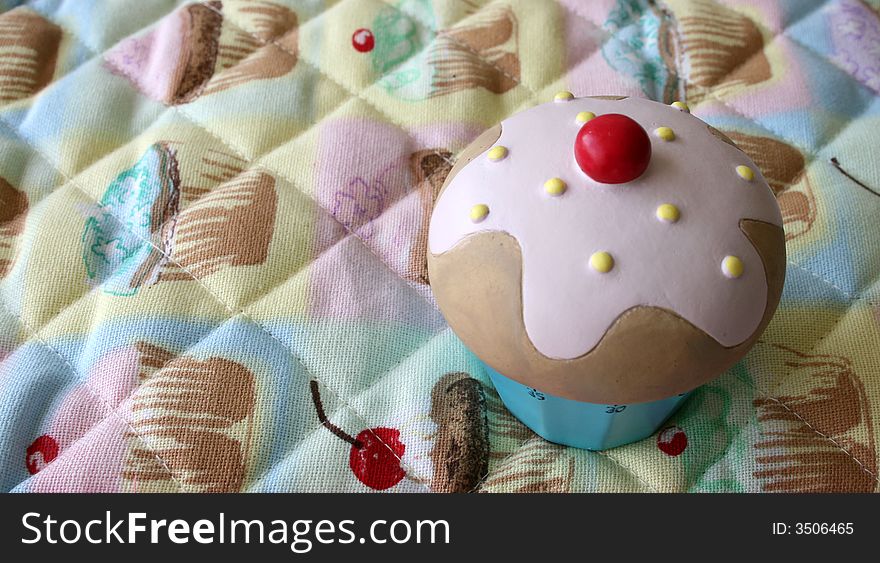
[0,0,878,493]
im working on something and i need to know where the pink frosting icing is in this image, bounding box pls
[429,96,783,360]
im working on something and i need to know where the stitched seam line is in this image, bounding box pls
[598,450,659,492]
[8,0,876,493]
[0,0,183,110]
[162,0,880,491]
[712,0,880,99]
[558,0,879,490]
[788,260,879,307]
[653,0,880,309]
[374,0,539,96]
[748,353,879,484]
[241,325,457,490]
[5,2,463,490]
[7,3,482,488]
[0,88,434,489]
[0,111,431,490]
[653,0,880,487]
[0,299,185,491]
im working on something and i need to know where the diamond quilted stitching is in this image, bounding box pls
[785,0,880,95]
[244,231,446,398]
[248,383,424,492]
[818,97,880,192]
[187,172,348,311]
[357,1,534,129]
[0,125,64,285]
[29,0,186,55]
[789,158,880,300]
[296,0,435,94]
[12,183,231,335]
[720,34,875,154]
[0,0,878,494]
[0,56,170,180]
[178,34,350,159]
[0,2,188,111]
[117,315,313,492]
[181,60,350,161]
[71,110,241,208]
[0,124,63,205]
[0,299,199,492]
[341,327,492,492]
[0,333,104,490]
[714,0,826,35]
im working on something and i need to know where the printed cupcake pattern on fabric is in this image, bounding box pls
[157,168,277,282]
[601,0,683,103]
[1,0,879,493]
[103,1,299,105]
[827,0,880,94]
[81,142,181,296]
[81,143,277,294]
[429,372,489,493]
[374,1,520,100]
[665,0,770,104]
[27,344,144,492]
[0,177,27,277]
[122,342,257,493]
[0,8,61,104]
[752,344,877,493]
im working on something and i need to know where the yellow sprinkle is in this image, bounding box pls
[671,101,689,112]
[487,145,508,162]
[470,204,489,223]
[576,111,596,124]
[654,126,675,141]
[543,177,567,196]
[722,255,744,279]
[590,251,614,273]
[655,203,680,223]
[554,91,574,102]
[736,165,755,181]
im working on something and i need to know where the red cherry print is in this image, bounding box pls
[657,426,688,457]
[26,435,59,474]
[349,427,406,490]
[309,381,406,490]
[352,28,375,53]
[574,113,652,184]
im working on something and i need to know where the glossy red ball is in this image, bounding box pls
[574,113,652,184]
[351,28,375,53]
[349,427,406,490]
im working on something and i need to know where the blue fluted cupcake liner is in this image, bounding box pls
[484,362,692,450]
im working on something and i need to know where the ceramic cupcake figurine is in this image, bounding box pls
[427,94,785,450]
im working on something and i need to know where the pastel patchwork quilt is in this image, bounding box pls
[1,0,879,493]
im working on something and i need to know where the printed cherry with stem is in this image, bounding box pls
[309,380,405,490]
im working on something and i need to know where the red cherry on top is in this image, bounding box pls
[352,28,375,53]
[574,113,652,184]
